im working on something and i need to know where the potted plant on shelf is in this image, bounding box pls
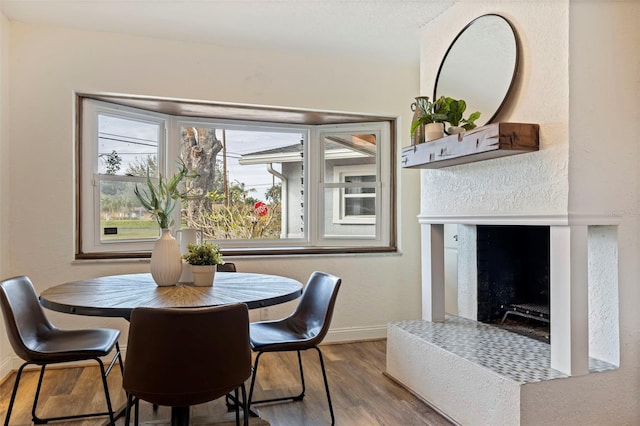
[410,96,449,143]
[182,242,225,286]
[444,97,481,135]
[134,159,200,287]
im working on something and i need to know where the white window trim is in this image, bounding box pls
[331,164,377,225]
[80,99,171,254]
[314,123,390,247]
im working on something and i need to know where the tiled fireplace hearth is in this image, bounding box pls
[386,213,620,425]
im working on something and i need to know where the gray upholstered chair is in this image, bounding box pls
[123,303,251,426]
[247,271,342,425]
[0,275,122,426]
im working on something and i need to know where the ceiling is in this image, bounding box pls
[0,0,453,67]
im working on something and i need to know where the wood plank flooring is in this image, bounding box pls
[0,340,453,426]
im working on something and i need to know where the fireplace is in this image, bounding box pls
[476,225,550,341]
[388,216,621,425]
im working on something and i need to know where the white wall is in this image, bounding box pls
[0,10,11,375]
[0,21,423,372]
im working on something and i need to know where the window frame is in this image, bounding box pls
[331,164,377,225]
[76,94,397,258]
[80,99,171,254]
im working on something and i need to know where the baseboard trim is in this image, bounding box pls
[322,325,387,343]
[0,355,15,386]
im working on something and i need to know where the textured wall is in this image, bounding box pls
[419,2,570,216]
[568,0,640,374]
[587,226,619,365]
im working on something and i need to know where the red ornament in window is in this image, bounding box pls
[254,201,268,217]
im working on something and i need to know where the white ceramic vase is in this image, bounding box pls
[425,122,445,141]
[150,229,183,286]
[191,265,216,287]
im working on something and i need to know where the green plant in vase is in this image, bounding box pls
[134,159,200,229]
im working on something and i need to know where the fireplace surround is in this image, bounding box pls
[386,214,621,425]
[419,213,620,375]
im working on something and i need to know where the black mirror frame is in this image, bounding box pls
[433,13,520,127]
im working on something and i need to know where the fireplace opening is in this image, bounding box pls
[476,225,550,342]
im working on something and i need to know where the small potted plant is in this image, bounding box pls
[182,242,224,286]
[411,96,449,142]
[444,97,481,135]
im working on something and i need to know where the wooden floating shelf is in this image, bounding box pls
[401,122,539,169]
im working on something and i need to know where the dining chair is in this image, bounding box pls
[247,271,342,425]
[0,275,122,426]
[217,262,237,272]
[123,303,252,426]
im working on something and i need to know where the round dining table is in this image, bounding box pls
[39,272,303,425]
[39,272,303,321]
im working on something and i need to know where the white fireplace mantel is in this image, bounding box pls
[417,212,622,227]
[417,212,620,376]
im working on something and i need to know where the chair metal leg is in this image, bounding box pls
[247,351,263,412]
[124,393,135,426]
[294,350,306,401]
[97,358,117,425]
[234,388,240,425]
[241,383,249,426]
[3,362,29,426]
[30,356,118,425]
[171,406,190,426]
[314,346,335,426]
[135,397,140,426]
[31,365,47,423]
[248,349,306,408]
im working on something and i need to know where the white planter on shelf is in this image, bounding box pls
[447,126,466,135]
[191,265,216,286]
[425,122,445,141]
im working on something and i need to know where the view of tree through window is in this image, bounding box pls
[178,126,303,240]
[96,117,303,242]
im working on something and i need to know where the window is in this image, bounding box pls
[78,95,395,257]
[332,165,376,225]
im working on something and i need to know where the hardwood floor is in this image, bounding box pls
[0,340,453,426]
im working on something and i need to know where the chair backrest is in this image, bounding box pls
[123,303,251,407]
[217,262,237,272]
[0,276,55,361]
[289,271,341,345]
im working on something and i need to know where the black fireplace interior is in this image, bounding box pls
[476,225,550,341]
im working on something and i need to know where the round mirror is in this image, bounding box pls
[434,14,518,128]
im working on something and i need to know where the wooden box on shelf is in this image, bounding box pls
[401,122,539,169]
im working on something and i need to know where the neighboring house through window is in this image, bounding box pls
[77,94,396,258]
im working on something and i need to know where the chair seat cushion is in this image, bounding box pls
[250,321,317,352]
[28,328,120,362]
